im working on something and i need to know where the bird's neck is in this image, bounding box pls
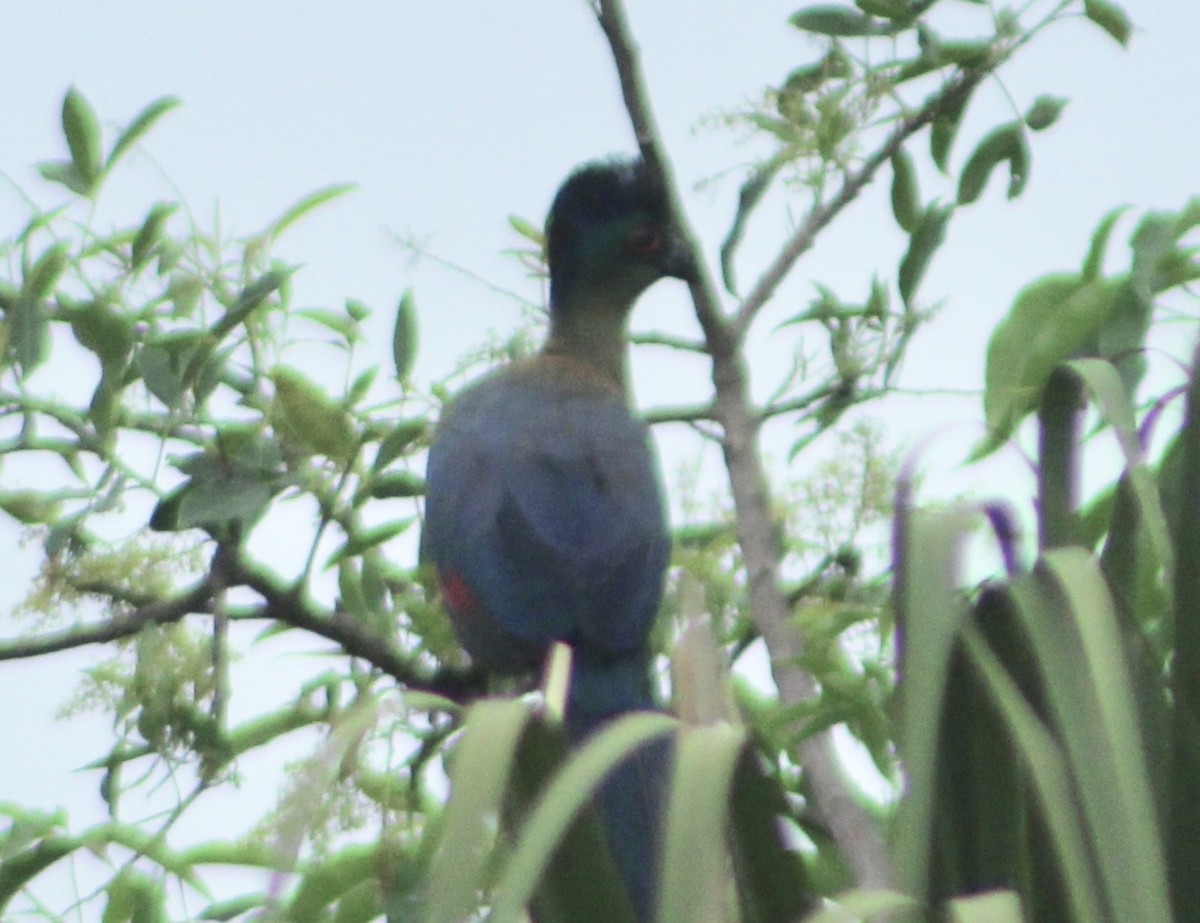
[543,290,634,395]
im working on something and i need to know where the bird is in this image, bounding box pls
[422,157,693,920]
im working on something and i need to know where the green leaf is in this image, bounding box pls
[175,471,275,533]
[69,297,135,369]
[266,183,357,241]
[0,490,62,525]
[721,158,784,295]
[977,275,1120,457]
[271,365,359,464]
[1081,205,1130,281]
[488,712,675,923]
[372,417,427,472]
[957,122,1030,205]
[131,203,177,269]
[24,241,71,302]
[790,5,887,36]
[1025,95,1068,132]
[427,700,534,923]
[392,289,418,382]
[327,519,414,564]
[931,90,971,173]
[62,87,102,195]
[898,203,952,308]
[855,0,913,22]
[368,470,426,499]
[508,214,544,246]
[889,149,920,233]
[1083,0,1132,47]
[36,161,90,195]
[893,505,977,899]
[106,96,181,172]
[211,267,294,339]
[658,725,745,923]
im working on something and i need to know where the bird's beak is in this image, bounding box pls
[657,230,697,283]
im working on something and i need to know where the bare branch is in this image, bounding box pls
[595,0,895,887]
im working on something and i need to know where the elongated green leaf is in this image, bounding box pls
[890,149,920,233]
[266,183,357,241]
[0,837,77,911]
[1040,552,1171,923]
[62,87,102,194]
[957,122,1029,205]
[428,699,534,923]
[931,90,971,173]
[1081,205,1130,281]
[131,202,178,269]
[106,96,182,172]
[658,724,745,923]
[392,290,418,382]
[326,518,413,564]
[791,5,887,35]
[898,203,952,308]
[721,158,783,295]
[488,712,675,923]
[963,624,1109,923]
[198,893,267,921]
[1083,0,1131,47]
[212,267,294,339]
[372,417,427,472]
[894,506,976,899]
[367,470,426,499]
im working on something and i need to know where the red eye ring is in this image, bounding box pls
[627,224,662,255]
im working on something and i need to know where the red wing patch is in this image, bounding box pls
[438,569,481,615]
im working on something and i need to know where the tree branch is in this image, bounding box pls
[594,0,895,887]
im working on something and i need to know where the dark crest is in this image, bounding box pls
[544,158,669,291]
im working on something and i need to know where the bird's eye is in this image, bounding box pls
[626,224,662,256]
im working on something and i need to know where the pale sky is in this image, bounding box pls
[2,1,1197,914]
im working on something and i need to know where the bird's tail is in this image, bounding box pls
[566,654,671,923]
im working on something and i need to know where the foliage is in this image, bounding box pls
[0,0,1156,921]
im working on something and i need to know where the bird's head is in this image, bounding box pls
[545,158,694,313]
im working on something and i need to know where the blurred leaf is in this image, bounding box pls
[721,158,784,295]
[427,699,533,923]
[266,183,357,241]
[36,160,90,195]
[898,203,952,308]
[1081,205,1130,281]
[791,5,888,36]
[62,87,102,195]
[131,203,178,269]
[508,214,544,246]
[931,90,971,173]
[372,417,427,472]
[658,724,744,923]
[488,712,675,923]
[1083,0,1131,47]
[106,96,182,173]
[957,122,1030,205]
[327,519,414,565]
[367,470,426,499]
[197,894,266,921]
[287,843,377,923]
[271,365,359,464]
[1025,95,1068,132]
[890,149,920,233]
[0,490,62,525]
[69,297,135,369]
[976,275,1119,458]
[392,289,418,382]
[211,267,294,339]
